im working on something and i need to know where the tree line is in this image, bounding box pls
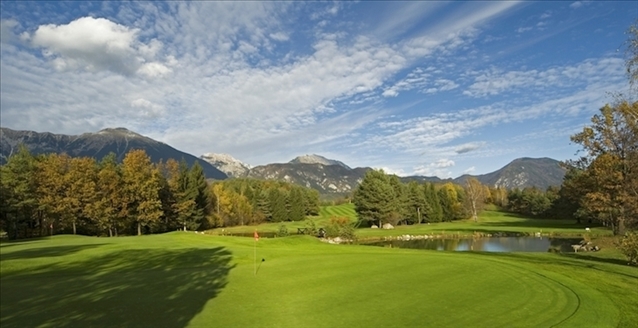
[353,170,496,227]
[0,147,319,239]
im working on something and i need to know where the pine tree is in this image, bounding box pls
[187,161,211,230]
[423,183,443,223]
[269,187,288,222]
[353,169,396,227]
[406,181,429,224]
[288,187,306,221]
[1,145,39,239]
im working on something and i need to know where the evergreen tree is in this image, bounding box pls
[406,181,429,224]
[288,187,306,221]
[256,190,271,222]
[302,188,320,216]
[388,175,408,224]
[353,169,396,227]
[0,145,39,239]
[269,188,288,222]
[185,161,210,230]
[423,183,443,223]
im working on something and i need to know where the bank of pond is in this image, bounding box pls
[218,231,595,253]
[362,236,590,253]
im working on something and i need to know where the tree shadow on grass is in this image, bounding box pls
[1,247,234,328]
[0,244,108,261]
[471,252,638,279]
[476,219,591,230]
[559,253,632,267]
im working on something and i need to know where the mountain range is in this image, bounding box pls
[0,127,227,179]
[1,127,566,193]
[203,153,566,192]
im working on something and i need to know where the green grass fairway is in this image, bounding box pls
[210,204,610,239]
[2,233,636,327]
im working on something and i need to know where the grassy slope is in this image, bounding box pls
[2,233,637,328]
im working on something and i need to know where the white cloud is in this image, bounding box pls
[570,2,583,9]
[424,79,459,94]
[269,32,289,42]
[463,57,625,98]
[130,98,164,118]
[516,27,533,33]
[414,159,455,178]
[432,159,455,168]
[28,16,170,77]
[2,0,626,178]
[463,166,476,174]
[377,167,406,177]
[30,17,140,74]
[0,19,19,44]
[137,62,171,78]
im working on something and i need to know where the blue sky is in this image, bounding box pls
[1,1,636,178]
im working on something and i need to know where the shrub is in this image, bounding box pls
[303,219,318,236]
[618,232,638,265]
[276,223,289,237]
[325,216,357,242]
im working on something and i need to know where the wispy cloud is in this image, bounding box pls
[414,159,455,178]
[463,57,624,98]
[0,1,632,178]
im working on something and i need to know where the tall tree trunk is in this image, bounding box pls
[617,217,626,236]
[137,222,142,236]
[471,200,477,222]
[72,221,77,235]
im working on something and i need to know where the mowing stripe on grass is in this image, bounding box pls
[1,233,633,328]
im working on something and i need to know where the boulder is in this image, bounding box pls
[382,223,394,230]
[371,225,379,229]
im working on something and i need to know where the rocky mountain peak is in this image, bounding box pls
[97,127,142,138]
[200,153,251,178]
[289,154,351,169]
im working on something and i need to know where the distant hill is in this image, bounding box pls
[248,162,370,194]
[460,157,566,190]
[401,157,566,190]
[0,127,227,180]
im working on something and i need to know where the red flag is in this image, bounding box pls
[254,231,259,241]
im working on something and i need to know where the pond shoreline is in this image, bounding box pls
[354,231,590,243]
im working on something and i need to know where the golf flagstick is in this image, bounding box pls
[254,230,259,275]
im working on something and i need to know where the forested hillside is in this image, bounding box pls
[0,147,319,239]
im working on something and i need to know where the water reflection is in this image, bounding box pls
[364,237,582,253]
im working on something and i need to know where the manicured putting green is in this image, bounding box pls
[0,233,630,327]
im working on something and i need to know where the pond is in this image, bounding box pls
[363,237,584,253]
